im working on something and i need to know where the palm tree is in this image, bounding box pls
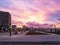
[22,25,26,33]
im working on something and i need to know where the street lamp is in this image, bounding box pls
[9,26,12,36]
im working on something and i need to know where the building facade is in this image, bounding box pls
[0,11,11,27]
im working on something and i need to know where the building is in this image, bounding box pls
[0,11,11,28]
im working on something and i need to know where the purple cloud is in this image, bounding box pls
[57,19,60,20]
[26,21,53,28]
[26,21,41,28]
[54,0,60,5]
[12,20,23,25]
[46,10,60,23]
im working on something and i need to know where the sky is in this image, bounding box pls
[0,0,60,28]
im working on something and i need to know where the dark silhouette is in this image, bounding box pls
[9,27,12,36]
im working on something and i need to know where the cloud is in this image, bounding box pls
[12,20,24,27]
[26,21,41,28]
[46,10,60,23]
[0,0,60,27]
[26,21,53,28]
[57,19,60,21]
[54,0,60,5]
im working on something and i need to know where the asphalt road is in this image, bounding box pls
[0,32,60,42]
[0,32,60,45]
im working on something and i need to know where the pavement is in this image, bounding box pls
[0,32,60,45]
[0,32,60,42]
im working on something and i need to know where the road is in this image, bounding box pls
[0,32,60,42]
[0,32,60,45]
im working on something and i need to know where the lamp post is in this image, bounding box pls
[9,26,12,36]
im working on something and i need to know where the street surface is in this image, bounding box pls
[0,32,60,42]
[0,32,60,45]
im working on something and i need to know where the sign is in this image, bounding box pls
[12,25,16,30]
[3,26,9,30]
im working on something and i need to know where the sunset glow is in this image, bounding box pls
[0,0,60,28]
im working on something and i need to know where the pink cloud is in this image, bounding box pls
[0,0,60,27]
[26,21,41,28]
[26,21,53,28]
[12,20,24,27]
